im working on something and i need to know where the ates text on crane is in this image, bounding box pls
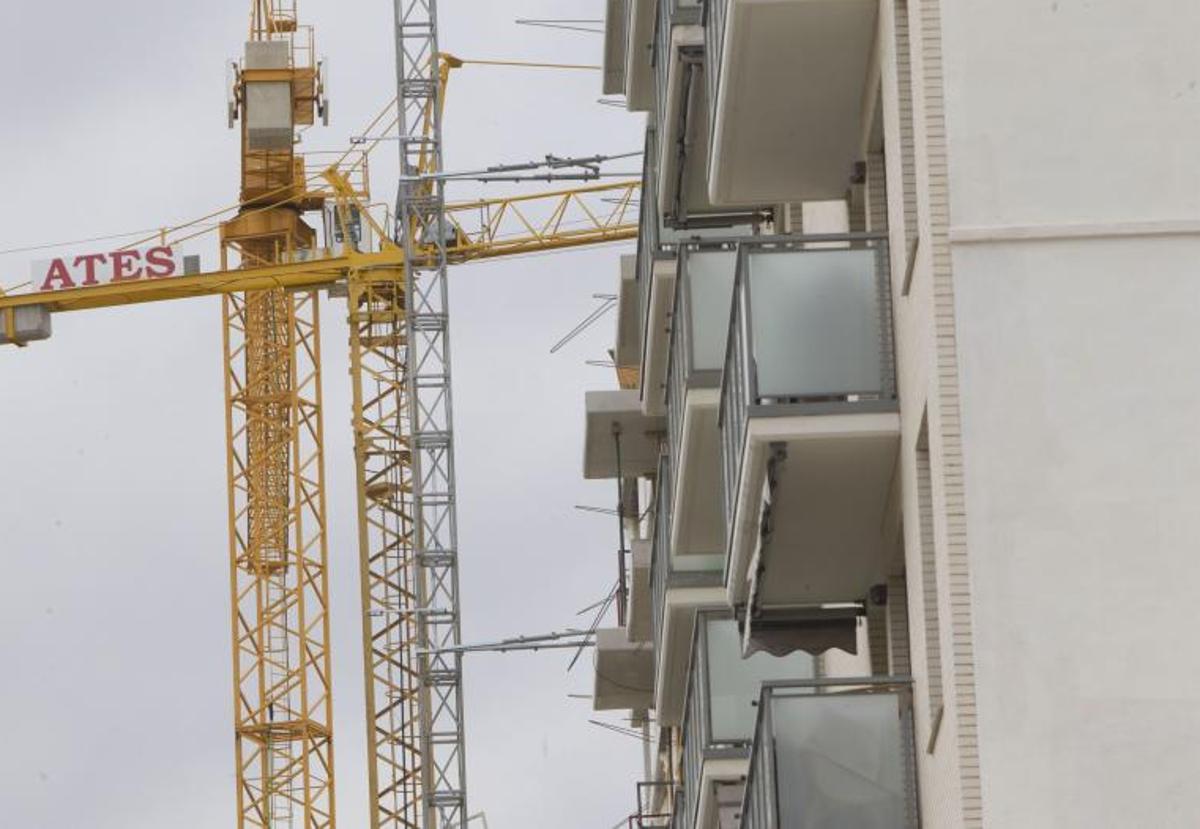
[33,245,189,293]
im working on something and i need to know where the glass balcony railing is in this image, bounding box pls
[718,233,897,535]
[680,612,815,828]
[666,242,738,464]
[740,679,919,829]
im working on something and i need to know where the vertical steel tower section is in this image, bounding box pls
[393,2,469,827]
[221,4,336,826]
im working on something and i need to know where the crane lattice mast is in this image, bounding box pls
[221,1,336,825]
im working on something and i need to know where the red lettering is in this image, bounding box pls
[73,252,108,286]
[41,259,75,291]
[144,246,177,279]
[110,249,143,282]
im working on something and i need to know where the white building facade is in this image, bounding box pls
[586,1,1200,827]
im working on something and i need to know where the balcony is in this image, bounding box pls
[637,124,761,417]
[654,0,720,230]
[651,453,725,725]
[705,0,879,205]
[739,679,919,829]
[625,781,676,828]
[666,243,738,569]
[718,234,899,619]
[584,389,665,480]
[680,612,815,828]
[594,627,655,711]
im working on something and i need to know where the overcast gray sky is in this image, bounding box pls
[0,2,643,826]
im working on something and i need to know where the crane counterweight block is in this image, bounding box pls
[0,306,51,346]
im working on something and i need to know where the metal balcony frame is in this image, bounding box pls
[716,232,898,568]
[627,780,677,828]
[739,677,920,829]
[679,609,758,829]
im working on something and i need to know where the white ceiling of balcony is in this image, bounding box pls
[708,0,878,205]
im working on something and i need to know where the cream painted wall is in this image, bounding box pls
[954,237,1200,827]
[942,0,1200,228]
[940,3,1200,825]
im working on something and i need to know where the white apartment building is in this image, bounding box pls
[582,1,1200,827]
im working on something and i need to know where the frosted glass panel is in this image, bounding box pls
[773,694,908,829]
[748,249,883,398]
[705,619,814,743]
[686,251,737,371]
[674,552,724,573]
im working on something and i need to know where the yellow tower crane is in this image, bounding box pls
[0,3,639,826]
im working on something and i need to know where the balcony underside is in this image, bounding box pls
[594,627,654,711]
[709,0,878,205]
[583,389,665,479]
[672,388,725,559]
[728,410,900,608]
